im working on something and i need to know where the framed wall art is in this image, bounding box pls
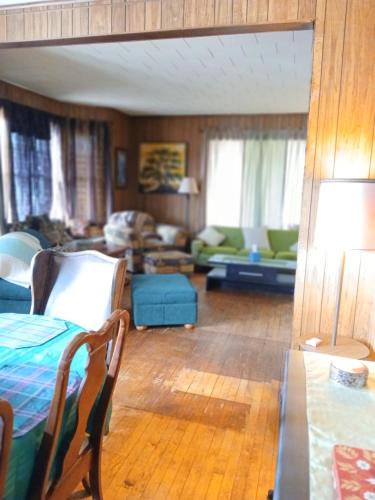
[138,142,187,193]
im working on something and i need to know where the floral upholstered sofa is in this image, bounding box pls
[104,211,189,272]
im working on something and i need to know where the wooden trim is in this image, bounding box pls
[1,0,90,10]
[0,18,313,48]
[0,400,13,499]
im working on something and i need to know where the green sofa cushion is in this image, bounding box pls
[237,248,275,259]
[268,229,298,253]
[275,251,297,261]
[192,227,299,265]
[213,226,244,249]
[202,246,238,255]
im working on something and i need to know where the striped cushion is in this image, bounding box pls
[0,232,42,287]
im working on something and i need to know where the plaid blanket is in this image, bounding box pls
[0,314,68,349]
[0,362,81,437]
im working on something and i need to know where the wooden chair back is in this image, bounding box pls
[29,309,130,500]
[0,399,13,498]
[30,250,127,331]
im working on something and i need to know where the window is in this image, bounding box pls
[67,119,110,224]
[11,134,52,221]
[205,130,306,229]
[5,102,53,222]
[0,101,112,227]
[206,139,244,226]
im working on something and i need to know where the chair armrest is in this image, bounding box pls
[104,225,141,249]
[191,239,204,259]
[156,224,189,248]
[141,231,163,242]
[174,229,189,249]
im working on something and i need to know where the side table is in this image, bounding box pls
[299,335,369,360]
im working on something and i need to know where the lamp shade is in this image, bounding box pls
[178,177,199,195]
[314,179,375,250]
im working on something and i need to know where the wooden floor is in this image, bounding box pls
[99,274,293,499]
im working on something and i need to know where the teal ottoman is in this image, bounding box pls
[131,274,197,330]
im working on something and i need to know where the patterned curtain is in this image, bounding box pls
[4,102,52,222]
[49,121,68,222]
[62,119,112,225]
[0,100,112,226]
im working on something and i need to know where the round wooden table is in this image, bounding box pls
[299,335,370,360]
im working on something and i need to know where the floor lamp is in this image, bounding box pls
[178,177,199,229]
[300,179,375,360]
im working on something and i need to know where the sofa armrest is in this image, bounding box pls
[191,239,204,259]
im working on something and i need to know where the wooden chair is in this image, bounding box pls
[30,250,127,331]
[0,399,13,498]
[29,309,130,500]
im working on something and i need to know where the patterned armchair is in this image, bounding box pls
[104,211,188,272]
[8,214,72,246]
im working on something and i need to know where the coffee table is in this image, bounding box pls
[63,237,128,257]
[143,250,194,274]
[206,254,296,293]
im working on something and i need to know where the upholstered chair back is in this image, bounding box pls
[30,250,127,331]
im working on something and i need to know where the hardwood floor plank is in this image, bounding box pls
[94,274,293,499]
[142,416,191,497]
[229,382,265,499]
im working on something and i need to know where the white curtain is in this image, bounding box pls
[206,139,244,226]
[206,129,306,228]
[241,131,288,228]
[0,107,14,230]
[49,122,68,222]
[282,134,306,228]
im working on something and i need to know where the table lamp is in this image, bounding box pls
[301,179,375,359]
[178,177,199,228]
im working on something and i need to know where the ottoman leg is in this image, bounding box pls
[184,324,195,330]
[136,325,148,331]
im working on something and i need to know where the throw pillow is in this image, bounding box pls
[156,224,179,245]
[242,227,271,250]
[0,232,42,287]
[290,242,298,252]
[197,227,225,246]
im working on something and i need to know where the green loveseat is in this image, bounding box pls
[191,227,298,267]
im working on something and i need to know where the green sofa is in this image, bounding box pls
[191,227,298,267]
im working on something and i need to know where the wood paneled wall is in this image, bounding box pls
[0,80,135,211]
[0,0,315,45]
[129,114,307,232]
[293,0,375,350]
[0,0,375,350]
